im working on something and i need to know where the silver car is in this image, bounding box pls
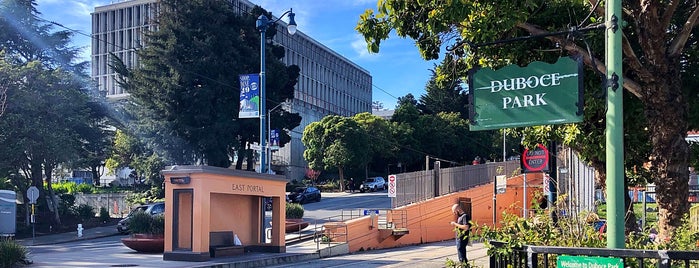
[117,202,165,234]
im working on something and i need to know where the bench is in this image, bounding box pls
[209,231,244,258]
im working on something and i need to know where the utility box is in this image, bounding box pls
[0,190,16,235]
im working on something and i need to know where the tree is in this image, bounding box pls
[353,112,394,179]
[357,0,699,240]
[0,0,106,225]
[114,0,300,169]
[303,115,369,191]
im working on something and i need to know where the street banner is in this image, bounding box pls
[270,129,280,148]
[239,74,260,118]
[469,56,584,131]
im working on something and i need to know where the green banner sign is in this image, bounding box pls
[557,255,623,268]
[469,56,584,131]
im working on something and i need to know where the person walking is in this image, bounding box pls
[450,203,471,264]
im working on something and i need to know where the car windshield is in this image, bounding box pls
[294,188,306,193]
[128,206,148,216]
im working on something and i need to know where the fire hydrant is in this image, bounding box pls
[77,224,83,238]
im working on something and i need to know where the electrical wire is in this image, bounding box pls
[31,3,490,167]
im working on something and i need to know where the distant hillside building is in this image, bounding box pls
[91,0,372,180]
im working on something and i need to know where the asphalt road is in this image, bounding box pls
[26,191,394,268]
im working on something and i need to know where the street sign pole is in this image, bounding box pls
[606,0,624,249]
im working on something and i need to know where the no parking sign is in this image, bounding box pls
[388,175,397,197]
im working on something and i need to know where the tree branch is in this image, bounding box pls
[516,22,643,98]
[661,0,681,29]
[668,4,699,57]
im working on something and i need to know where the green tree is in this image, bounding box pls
[357,0,698,241]
[353,112,394,178]
[113,0,300,169]
[0,0,108,226]
[303,115,369,191]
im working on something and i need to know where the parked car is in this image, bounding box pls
[360,177,387,192]
[117,202,165,234]
[287,186,321,204]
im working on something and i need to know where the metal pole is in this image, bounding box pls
[257,17,268,174]
[493,178,497,225]
[523,173,527,218]
[503,130,506,162]
[267,107,272,173]
[605,0,624,249]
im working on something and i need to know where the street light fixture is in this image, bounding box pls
[256,9,297,174]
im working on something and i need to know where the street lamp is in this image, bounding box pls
[256,9,297,174]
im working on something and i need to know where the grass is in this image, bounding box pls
[597,202,658,225]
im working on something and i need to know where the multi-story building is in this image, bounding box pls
[92,0,373,180]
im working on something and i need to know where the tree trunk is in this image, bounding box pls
[338,166,345,192]
[643,80,689,242]
[44,166,62,226]
[91,165,101,186]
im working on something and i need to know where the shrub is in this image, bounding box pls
[58,194,76,216]
[128,210,164,235]
[0,239,28,268]
[76,183,94,194]
[73,204,95,222]
[286,203,304,219]
[99,207,110,222]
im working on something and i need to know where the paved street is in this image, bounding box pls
[16,191,491,267]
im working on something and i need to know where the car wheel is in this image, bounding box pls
[360,189,365,193]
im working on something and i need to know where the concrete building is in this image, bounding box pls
[91,0,372,180]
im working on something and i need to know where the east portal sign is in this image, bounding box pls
[469,56,584,131]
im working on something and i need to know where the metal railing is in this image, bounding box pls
[489,241,699,268]
[393,161,521,208]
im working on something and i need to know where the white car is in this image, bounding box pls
[360,177,387,192]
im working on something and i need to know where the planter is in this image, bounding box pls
[121,234,165,253]
[285,218,309,233]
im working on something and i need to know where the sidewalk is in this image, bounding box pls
[15,225,490,267]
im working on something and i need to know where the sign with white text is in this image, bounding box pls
[239,74,260,118]
[557,255,623,268]
[469,56,583,131]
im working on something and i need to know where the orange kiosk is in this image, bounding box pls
[161,165,287,261]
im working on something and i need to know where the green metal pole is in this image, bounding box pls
[605,0,624,249]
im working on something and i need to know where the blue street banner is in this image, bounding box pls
[270,129,280,147]
[239,74,260,118]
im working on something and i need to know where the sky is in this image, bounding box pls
[35,0,441,110]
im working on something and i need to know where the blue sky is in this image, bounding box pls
[36,0,439,109]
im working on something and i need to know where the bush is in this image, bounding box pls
[128,210,164,235]
[58,194,76,216]
[286,203,304,219]
[73,204,95,222]
[76,183,94,194]
[99,207,110,222]
[0,239,28,268]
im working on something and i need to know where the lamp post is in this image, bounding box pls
[267,102,285,173]
[256,9,297,174]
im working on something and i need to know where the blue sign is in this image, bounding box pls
[239,74,260,118]
[363,209,380,216]
[270,129,280,147]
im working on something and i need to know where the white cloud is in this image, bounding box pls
[351,34,379,60]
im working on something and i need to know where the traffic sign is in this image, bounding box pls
[27,186,39,204]
[388,175,397,197]
[521,144,549,173]
[363,209,380,216]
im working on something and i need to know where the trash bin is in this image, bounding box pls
[0,190,17,235]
